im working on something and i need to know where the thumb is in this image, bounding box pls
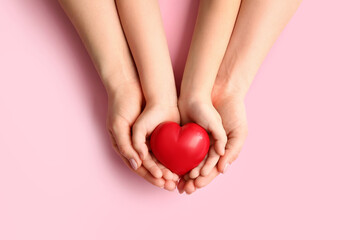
[132,120,149,161]
[207,119,227,156]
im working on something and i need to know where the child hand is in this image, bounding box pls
[178,97,227,178]
[106,81,179,190]
[132,103,180,179]
[177,84,248,194]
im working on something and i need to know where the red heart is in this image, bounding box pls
[150,122,210,176]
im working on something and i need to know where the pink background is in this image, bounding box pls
[1,0,359,239]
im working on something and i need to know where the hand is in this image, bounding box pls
[177,82,248,194]
[132,101,181,180]
[106,79,179,191]
[178,95,227,178]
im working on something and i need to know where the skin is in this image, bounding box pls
[58,0,178,191]
[179,0,242,178]
[178,81,248,194]
[115,0,180,180]
[59,0,302,194]
[179,0,302,194]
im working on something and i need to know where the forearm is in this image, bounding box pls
[216,0,302,99]
[58,0,137,92]
[116,0,177,106]
[180,0,241,101]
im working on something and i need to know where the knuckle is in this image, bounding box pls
[133,142,145,154]
[107,118,123,133]
[223,134,228,142]
[106,121,115,133]
[132,140,141,150]
[132,122,143,134]
[117,143,129,157]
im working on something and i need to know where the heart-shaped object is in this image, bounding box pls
[150,122,210,176]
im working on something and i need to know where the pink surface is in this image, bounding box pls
[0,0,359,239]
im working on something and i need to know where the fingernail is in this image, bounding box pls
[223,163,230,174]
[129,159,138,170]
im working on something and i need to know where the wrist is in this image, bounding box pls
[145,92,178,108]
[215,56,256,100]
[179,91,212,105]
[179,79,213,104]
[214,71,251,101]
[138,72,178,108]
[101,70,139,95]
[178,90,212,111]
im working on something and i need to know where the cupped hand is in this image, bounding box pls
[177,83,248,194]
[178,96,227,178]
[131,101,181,179]
[106,79,179,191]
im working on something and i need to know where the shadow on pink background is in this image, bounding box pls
[0,0,359,239]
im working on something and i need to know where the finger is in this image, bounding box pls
[132,121,149,161]
[164,180,176,191]
[194,167,220,189]
[157,162,174,181]
[119,153,165,188]
[200,146,220,177]
[172,173,180,182]
[161,169,173,181]
[217,127,248,173]
[110,121,142,170]
[208,120,227,156]
[177,178,186,194]
[184,179,196,195]
[189,158,206,179]
[183,174,191,181]
[136,165,165,188]
[142,154,163,179]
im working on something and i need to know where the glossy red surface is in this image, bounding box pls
[150,122,210,175]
